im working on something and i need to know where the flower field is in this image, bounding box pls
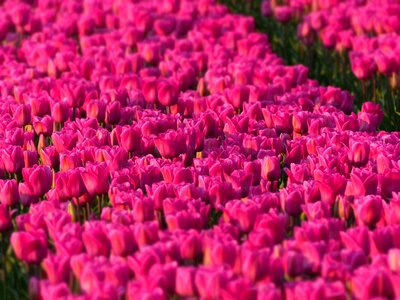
[0,0,399,299]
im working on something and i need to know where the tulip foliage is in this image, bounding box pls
[0,0,399,299]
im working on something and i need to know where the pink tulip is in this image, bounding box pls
[82,221,110,257]
[22,165,52,197]
[11,230,48,264]
[1,146,24,174]
[0,179,19,206]
[0,204,12,232]
[42,254,70,284]
[81,163,109,195]
[55,168,87,200]
[155,130,187,159]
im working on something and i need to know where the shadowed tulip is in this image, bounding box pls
[0,204,12,232]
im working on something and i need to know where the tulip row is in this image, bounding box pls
[0,0,399,299]
[224,0,400,130]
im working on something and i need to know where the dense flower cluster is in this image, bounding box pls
[262,0,400,82]
[0,0,399,299]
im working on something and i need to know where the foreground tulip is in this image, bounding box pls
[11,230,48,264]
[0,179,19,206]
[1,146,24,174]
[175,266,197,297]
[81,163,110,196]
[42,254,70,284]
[82,222,111,257]
[113,125,141,153]
[22,165,52,197]
[155,130,187,159]
[55,168,87,200]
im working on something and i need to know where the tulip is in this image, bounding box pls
[261,156,281,182]
[60,82,86,108]
[346,169,378,197]
[155,130,187,159]
[113,125,141,153]
[133,221,159,247]
[379,170,400,198]
[348,141,370,167]
[0,204,12,232]
[33,116,54,137]
[1,146,24,174]
[280,185,304,216]
[39,146,59,169]
[158,80,179,107]
[13,104,31,127]
[0,179,19,206]
[55,168,87,200]
[354,195,383,227]
[107,226,137,256]
[59,152,82,172]
[22,165,52,197]
[11,230,48,264]
[283,250,305,278]
[82,221,110,257]
[128,246,163,278]
[51,102,71,124]
[195,267,229,299]
[352,267,395,299]
[105,101,121,125]
[274,6,292,23]
[350,53,376,80]
[176,266,197,297]
[227,85,250,109]
[340,226,370,255]
[81,163,109,196]
[42,254,70,284]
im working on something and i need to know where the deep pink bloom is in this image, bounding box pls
[261,156,281,182]
[0,204,12,232]
[11,230,48,264]
[55,168,87,199]
[42,254,70,284]
[22,165,52,197]
[82,222,110,257]
[0,179,19,206]
[155,130,187,159]
[158,80,179,107]
[0,146,24,174]
[81,163,109,195]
